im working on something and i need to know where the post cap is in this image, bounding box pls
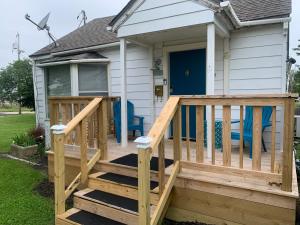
[134,136,152,149]
[51,124,66,135]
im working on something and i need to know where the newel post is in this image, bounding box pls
[135,136,152,225]
[282,98,295,192]
[51,124,66,215]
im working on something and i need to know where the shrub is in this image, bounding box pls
[12,133,36,147]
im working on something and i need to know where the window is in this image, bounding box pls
[46,65,71,96]
[78,64,108,96]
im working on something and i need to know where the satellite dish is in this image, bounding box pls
[25,13,59,47]
[37,13,50,31]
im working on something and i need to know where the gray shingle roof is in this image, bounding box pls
[229,0,291,22]
[32,0,291,57]
[38,52,106,64]
[31,16,118,57]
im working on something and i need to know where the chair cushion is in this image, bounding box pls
[231,131,252,141]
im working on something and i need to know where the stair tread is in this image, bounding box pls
[97,172,159,190]
[65,208,126,225]
[110,153,173,171]
[77,189,139,213]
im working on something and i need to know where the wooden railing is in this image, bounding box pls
[50,96,115,216]
[137,94,297,225]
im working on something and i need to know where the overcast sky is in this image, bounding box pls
[0,0,299,68]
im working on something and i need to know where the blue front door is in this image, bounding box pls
[170,49,206,139]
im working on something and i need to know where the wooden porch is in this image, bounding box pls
[48,95,299,225]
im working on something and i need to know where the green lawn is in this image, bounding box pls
[0,114,36,152]
[0,159,54,225]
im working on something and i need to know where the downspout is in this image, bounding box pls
[220,1,291,28]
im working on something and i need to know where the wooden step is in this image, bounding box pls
[74,188,139,225]
[88,172,160,204]
[56,208,126,225]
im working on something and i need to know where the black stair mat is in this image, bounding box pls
[83,190,138,213]
[67,210,126,225]
[110,153,173,171]
[98,172,159,190]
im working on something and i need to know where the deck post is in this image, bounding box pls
[282,98,295,192]
[135,137,151,225]
[98,99,108,160]
[120,38,128,148]
[206,23,216,159]
[51,124,66,216]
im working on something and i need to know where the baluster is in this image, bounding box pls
[186,106,190,161]
[74,104,80,146]
[80,119,88,186]
[211,105,215,164]
[158,138,165,196]
[196,106,204,163]
[222,105,231,167]
[173,107,182,163]
[271,106,276,173]
[99,99,108,160]
[107,98,112,135]
[239,106,244,169]
[252,106,262,171]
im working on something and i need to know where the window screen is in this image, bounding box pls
[47,65,71,96]
[78,64,108,96]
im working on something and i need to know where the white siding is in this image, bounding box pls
[33,66,46,126]
[100,45,154,133]
[229,23,285,148]
[118,0,214,37]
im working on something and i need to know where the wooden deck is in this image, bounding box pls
[49,137,298,198]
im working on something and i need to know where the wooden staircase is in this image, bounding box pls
[56,158,162,225]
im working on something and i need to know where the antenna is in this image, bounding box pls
[25,13,59,47]
[77,10,87,27]
[12,33,25,60]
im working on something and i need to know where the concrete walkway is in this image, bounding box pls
[0,111,35,116]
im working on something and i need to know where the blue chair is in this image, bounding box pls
[231,106,272,158]
[113,100,144,143]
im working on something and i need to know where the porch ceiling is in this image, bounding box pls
[127,24,208,45]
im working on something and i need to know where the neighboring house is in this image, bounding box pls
[30,0,291,148]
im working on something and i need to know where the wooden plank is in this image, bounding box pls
[64,173,81,200]
[196,106,204,163]
[180,161,282,183]
[252,106,262,171]
[173,107,182,162]
[211,105,215,165]
[53,133,66,215]
[271,106,276,173]
[186,106,191,161]
[150,161,180,225]
[222,105,231,167]
[148,96,180,152]
[282,98,295,192]
[87,150,101,171]
[99,99,108,160]
[158,139,165,196]
[138,148,151,225]
[239,106,244,169]
[80,119,88,186]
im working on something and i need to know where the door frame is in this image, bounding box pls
[162,42,207,104]
[162,42,207,138]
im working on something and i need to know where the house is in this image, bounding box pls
[30,1,298,225]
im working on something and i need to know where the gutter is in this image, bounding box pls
[36,58,110,67]
[220,1,291,28]
[50,42,120,57]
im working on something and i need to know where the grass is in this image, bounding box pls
[0,158,54,225]
[0,114,35,152]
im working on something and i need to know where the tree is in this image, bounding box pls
[291,68,300,95]
[0,59,34,113]
[295,39,300,56]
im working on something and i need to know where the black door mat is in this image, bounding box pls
[84,190,138,213]
[110,153,173,171]
[67,210,126,225]
[98,172,159,190]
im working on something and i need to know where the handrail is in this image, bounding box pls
[147,96,180,152]
[64,97,102,136]
[51,96,109,216]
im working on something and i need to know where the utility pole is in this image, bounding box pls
[13,33,24,61]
